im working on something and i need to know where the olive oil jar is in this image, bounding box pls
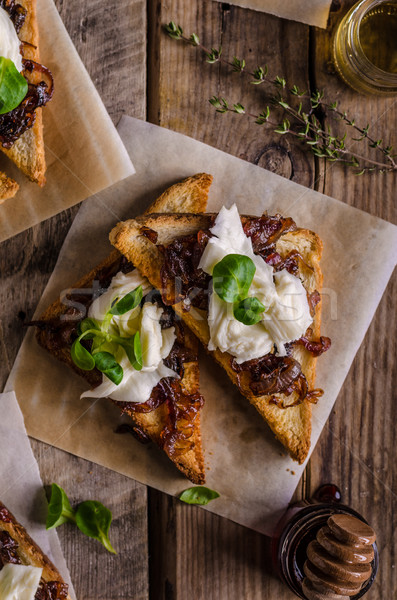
[333,0,397,95]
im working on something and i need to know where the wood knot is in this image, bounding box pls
[255,145,293,179]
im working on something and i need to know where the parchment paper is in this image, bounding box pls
[0,0,135,242]
[214,0,332,29]
[0,391,76,600]
[6,117,397,536]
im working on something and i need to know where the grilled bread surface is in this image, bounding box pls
[0,172,19,203]
[36,174,213,484]
[110,182,324,464]
[0,0,46,200]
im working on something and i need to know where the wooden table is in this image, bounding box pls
[0,1,395,598]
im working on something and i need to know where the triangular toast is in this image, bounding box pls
[0,0,47,201]
[35,174,213,484]
[0,501,72,600]
[109,178,327,464]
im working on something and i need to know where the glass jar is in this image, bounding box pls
[271,485,379,600]
[333,0,397,95]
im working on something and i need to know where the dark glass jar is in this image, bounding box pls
[271,485,379,600]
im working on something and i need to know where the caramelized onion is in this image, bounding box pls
[35,581,69,600]
[140,226,158,244]
[242,213,297,254]
[306,388,324,403]
[297,330,332,356]
[236,355,303,396]
[0,59,54,148]
[307,290,321,316]
[0,531,21,566]
[1,0,26,33]
[159,214,298,309]
[0,507,12,523]
[0,1,54,149]
[159,233,211,307]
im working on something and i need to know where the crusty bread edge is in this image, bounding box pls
[0,172,19,203]
[0,0,46,186]
[0,501,72,599]
[36,175,212,484]
[110,213,325,464]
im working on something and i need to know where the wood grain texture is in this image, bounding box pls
[0,1,148,599]
[147,1,396,599]
[55,0,146,123]
[146,1,313,598]
[149,0,314,187]
[309,2,397,600]
[0,0,395,599]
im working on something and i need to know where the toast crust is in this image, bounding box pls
[0,0,46,187]
[35,251,206,484]
[0,172,19,203]
[110,209,325,464]
[35,175,212,484]
[0,501,72,599]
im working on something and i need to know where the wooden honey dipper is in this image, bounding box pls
[302,514,376,600]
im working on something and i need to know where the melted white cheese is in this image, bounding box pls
[198,204,312,362]
[0,7,23,72]
[0,563,43,600]
[81,270,177,403]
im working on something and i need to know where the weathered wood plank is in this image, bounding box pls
[151,0,314,187]
[147,1,314,598]
[55,0,146,124]
[0,1,149,599]
[310,2,397,599]
[31,440,149,600]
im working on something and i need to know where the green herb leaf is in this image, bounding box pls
[46,483,76,530]
[233,296,266,325]
[164,22,183,40]
[71,338,95,371]
[212,254,256,303]
[78,318,101,338]
[94,351,123,385]
[109,286,142,316]
[179,487,220,505]
[0,57,28,115]
[75,500,116,554]
[189,33,200,46]
[233,102,245,114]
[121,331,142,371]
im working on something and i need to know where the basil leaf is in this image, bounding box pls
[212,254,256,303]
[233,296,266,326]
[109,285,143,316]
[71,338,95,370]
[75,500,116,554]
[94,351,123,385]
[46,483,76,530]
[179,487,220,505]
[0,57,28,115]
[120,331,143,371]
[78,318,100,337]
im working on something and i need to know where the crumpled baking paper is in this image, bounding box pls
[0,391,76,600]
[0,0,135,242]
[5,116,397,535]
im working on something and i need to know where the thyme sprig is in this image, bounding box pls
[164,22,397,174]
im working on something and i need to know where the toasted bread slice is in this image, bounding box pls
[1,0,46,187]
[0,501,72,599]
[35,174,212,484]
[110,198,325,464]
[0,172,19,203]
